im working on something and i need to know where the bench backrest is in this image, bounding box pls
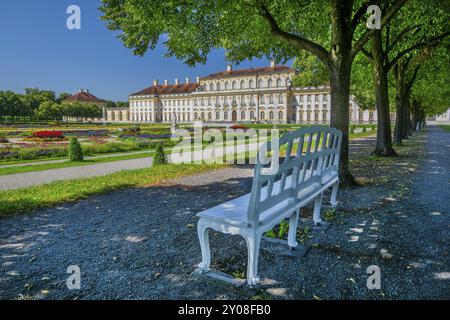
[247,126,342,225]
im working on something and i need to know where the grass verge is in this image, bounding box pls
[438,125,450,132]
[0,152,153,176]
[0,163,225,217]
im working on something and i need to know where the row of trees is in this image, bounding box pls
[99,0,450,185]
[0,89,127,120]
[34,101,103,120]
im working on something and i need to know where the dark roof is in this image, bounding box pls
[65,91,106,103]
[131,83,200,96]
[201,65,294,80]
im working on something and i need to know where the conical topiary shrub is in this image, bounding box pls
[153,142,167,165]
[69,137,83,161]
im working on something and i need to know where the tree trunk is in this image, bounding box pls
[411,99,420,132]
[394,64,406,145]
[404,94,412,138]
[330,63,356,187]
[371,30,397,156]
[327,1,359,187]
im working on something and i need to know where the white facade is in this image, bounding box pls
[433,108,450,122]
[107,65,378,124]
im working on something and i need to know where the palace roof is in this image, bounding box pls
[201,65,294,80]
[131,83,200,97]
[65,90,107,103]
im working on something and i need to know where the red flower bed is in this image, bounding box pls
[230,124,249,130]
[24,130,67,142]
[32,131,64,139]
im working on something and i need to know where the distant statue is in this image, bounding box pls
[171,112,177,128]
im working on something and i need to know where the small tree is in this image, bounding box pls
[69,137,83,161]
[153,143,167,165]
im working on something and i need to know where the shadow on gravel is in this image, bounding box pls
[1,129,448,300]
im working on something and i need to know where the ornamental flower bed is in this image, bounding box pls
[24,130,67,142]
[119,133,172,139]
[230,124,249,130]
[65,130,109,137]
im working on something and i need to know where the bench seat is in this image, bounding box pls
[196,126,342,286]
[197,174,328,227]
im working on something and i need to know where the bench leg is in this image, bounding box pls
[288,209,300,249]
[197,221,211,272]
[244,233,262,286]
[330,180,339,207]
[313,192,323,225]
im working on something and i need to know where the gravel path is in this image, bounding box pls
[0,128,448,299]
[0,157,153,190]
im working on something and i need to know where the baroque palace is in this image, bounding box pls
[104,62,377,124]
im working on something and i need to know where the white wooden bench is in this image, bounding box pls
[196,126,342,286]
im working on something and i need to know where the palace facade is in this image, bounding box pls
[104,63,378,124]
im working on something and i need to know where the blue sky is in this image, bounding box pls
[0,0,276,101]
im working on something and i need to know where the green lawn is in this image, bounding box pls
[0,163,225,217]
[438,125,450,132]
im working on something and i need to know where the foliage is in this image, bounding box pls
[69,137,83,161]
[292,51,328,87]
[0,131,8,143]
[153,143,167,165]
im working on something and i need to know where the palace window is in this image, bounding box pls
[323,110,327,121]
[307,95,312,102]
[276,78,282,87]
[209,83,214,91]
[216,82,221,90]
[250,111,255,119]
[278,111,283,120]
[249,79,254,88]
[258,79,263,88]
[240,80,245,89]
[216,112,220,119]
[224,111,228,120]
[269,94,274,104]
[224,81,229,90]
[241,111,245,120]
[307,111,311,121]
[260,111,265,119]
[208,112,212,120]
[194,112,198,120]
[299,111,304,121]
[261,95,265,104]
[269,111,274,120]
[268,78,273,88]
[232,81,237,90]
[369,111,374,122]
[241,96,245,104]
[278,94,284,104]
